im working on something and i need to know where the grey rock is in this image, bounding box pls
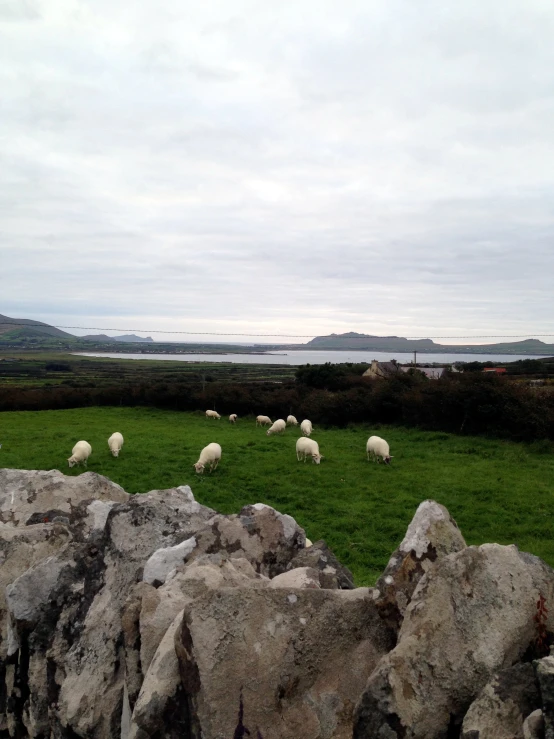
[0,473,216,738]
[50,489,216,737]
[143,536,197,585]
[122,581,152,709]
[287,539,355,589]
[189,502,306,577]
[176,584,394,739]
[86,499,117,532]
[125,555,272,738]
[138,554,268,676]
[354,544,554,739]
[374,499,466,633]
[269,567,321,589]
[523,709,545,739]
[461,663,541,739]
[0,468,129,527]
[535,656,554,739]
[127,610,186,739]
[6,554,73,624]
[0,522,72,661]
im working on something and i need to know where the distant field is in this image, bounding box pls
[1,407,553,585]
[0,352,296,387]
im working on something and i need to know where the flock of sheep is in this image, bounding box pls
[193,411,393,474]
[65,412,393,473]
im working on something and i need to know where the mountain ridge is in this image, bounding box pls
[303,332,554,355]
[1,315,553,355]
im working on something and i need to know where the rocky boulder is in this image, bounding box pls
[354,544,554,738]
[0,468,129,528]
[286,539,356,589]
[127,554,271,738]
[460,663,541,739]
[374,499,466,633]
[0,473,217,738]
[523,709,545,739]
[176,584,394,738]
[188,502,307,577]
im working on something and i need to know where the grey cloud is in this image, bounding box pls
[2,0,554,340]
[0,0,40,21]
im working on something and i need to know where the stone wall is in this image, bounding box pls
[1,468,552,738]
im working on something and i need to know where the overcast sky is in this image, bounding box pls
[2,0,554,344]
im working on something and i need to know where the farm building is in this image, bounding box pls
[483,368,507,374]
[363,360,446,380]
[362,360,401,379]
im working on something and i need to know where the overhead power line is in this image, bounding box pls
[1,322,553,340]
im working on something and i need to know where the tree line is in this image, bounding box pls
[1,363,552,443]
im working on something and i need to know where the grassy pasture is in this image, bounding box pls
[0,406,553,585]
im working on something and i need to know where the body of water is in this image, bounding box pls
[73,350,547,365]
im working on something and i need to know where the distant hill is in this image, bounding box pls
[112,334,153,343]
[306,333,438,351]
[304,333,554,355]
[80,334,116,342]
[81,334,153,343]
[0,314,74,339]
[0,315,153,346]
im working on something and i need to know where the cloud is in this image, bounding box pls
[2,0,554,343]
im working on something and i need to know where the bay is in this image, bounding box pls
[73,350,547,365]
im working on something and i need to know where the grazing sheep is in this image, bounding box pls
[107,432,124,457]
[68,440,92,468]
[367,435,393,464]
[267,419,286,436]
[286,415,298,426]
[300,419,313,437]
[256,415,272,427]
[205,410,221,420]
[193,442,222,474]
[229,414,238,423]
[296,437,323,464]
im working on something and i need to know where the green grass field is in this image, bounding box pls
[1,406,553,585]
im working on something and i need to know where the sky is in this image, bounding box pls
[2,0,554,345]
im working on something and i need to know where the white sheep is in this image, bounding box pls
[68,440,92,468]
[300,419,313,437]
[296,437,323,464]
[256,415,272,426]
[267,419,286,436]
[367,435,393,465]
[229,414,238,423]
[193,442,222,474]
[108,432,124,457]
[205,410,221,420]
[286,415,298,426]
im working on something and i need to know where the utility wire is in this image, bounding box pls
[1,322,553,340]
